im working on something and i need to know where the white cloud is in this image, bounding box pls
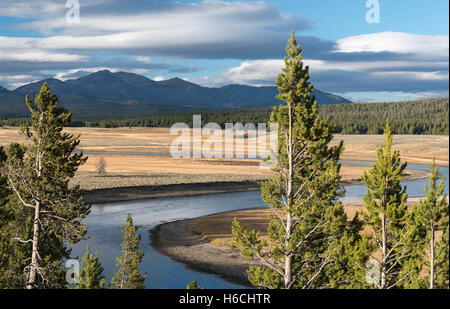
[0,0,447,96]
[152,76,167,81]
[21,1,308,36]
[303,59,448,72]
[371,71,448,81]
[193,57,449,88]
[7,0,312,60]
[0,74,41,89]
[134,56,152,64]
[335,32,449,59]
[0,0,65,18]
[0,74,36,82]
[193,59,283,86]
[0,50,88,62]
[0,36,89,62]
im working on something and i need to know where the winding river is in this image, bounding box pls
[70,161,448,289]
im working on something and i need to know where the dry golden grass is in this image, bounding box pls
[334,134,449,167]
[1,127,448,165]
[1,127,446,191]
[72,155,428,190]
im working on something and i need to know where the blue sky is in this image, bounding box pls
[0,0,448,102]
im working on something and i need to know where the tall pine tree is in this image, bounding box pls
[0,147,23,288]
[411,159,449,289]
[187,279,203,289]
[75,245,106,289]
[2,83,90,288]
[110,213,147,289]
[0,146,30,288]
[232,31,368,289]
[361,121,415,289]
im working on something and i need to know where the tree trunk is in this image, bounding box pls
[381,212,386,289]
[27,137,42,289]
[380,175,388,289]
[430,224,435,289]
[285,213,292,288]
[284,101,293,289]
[26,200,41,289]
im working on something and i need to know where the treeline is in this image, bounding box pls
[328,98,449,134]
[1,97,448,135]
[85,97,449,135]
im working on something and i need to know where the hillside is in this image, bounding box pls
[0,70,351,120]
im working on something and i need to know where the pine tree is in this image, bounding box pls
[434,225,449,288]
[231,31,368,289]
[75,245,106,289]
[0,147,30,288]
[187,279,203,289]
[2,83,90,288]
[110,213,147,289]
[411,159,449,289]
[0,147,22,288]
[0,195,30,288]
[361,120,414,289]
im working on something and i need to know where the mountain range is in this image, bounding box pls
[0,70,351,121]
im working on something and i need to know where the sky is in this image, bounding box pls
[0,0,448,102]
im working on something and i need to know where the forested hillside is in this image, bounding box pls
[1,98,448,135]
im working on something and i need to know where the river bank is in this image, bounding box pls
[82,167,429,204]
[150,197,430,286]
[83,180,261,204]
[151,218,256,286]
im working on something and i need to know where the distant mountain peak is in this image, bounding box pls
[162,77,185,83]
[94,69,113,75]
[2,69,351,120]
[157,77,198,87]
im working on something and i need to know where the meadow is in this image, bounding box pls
[0,127,446,196]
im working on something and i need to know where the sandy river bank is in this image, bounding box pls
[151,198,428,286]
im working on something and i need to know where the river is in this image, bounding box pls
[70,162,448,289]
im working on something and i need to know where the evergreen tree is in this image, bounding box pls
[232,31,368,289]
[434,225,449,288]
[361,121,414,289]
[0,147,22,288]
[0,200,31,288]
[411,159,449,289]
[2,83,90,288]
[75,245,106,289]
[187,279,203,289]
[110,213,147,289]
[0,147,30,288]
